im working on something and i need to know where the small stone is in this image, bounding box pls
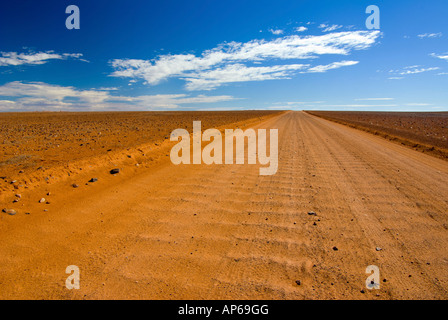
[332,246,338,251]
[13,199,20,203]
[376,247,382,251]
[313,222,317,226]
[72,184,79,188]
[15,194,21,198]
[360,290,365,294]
[110,168,120,174]
[3,209,17,215]
[89,178,98,183]
[47,192,51,196]
[39,198,46,203]
[308,211,316,216]
[295,280,301,286]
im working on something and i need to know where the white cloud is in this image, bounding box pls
[110,31,380,90]
[295,26,308,32]
[390,65,440,75]
[305,60,358,73]
[0,51,86,67]
[388,77,404,80]
[0,81,237,111]
[430,53,448,61]
[269,29,284,35]
[404,103,432,106]
[183,63,309,91]
[418,32,442,39]
[319,24,343,32]
[355,98,394,101]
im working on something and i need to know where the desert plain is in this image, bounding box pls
[0,110,447,299]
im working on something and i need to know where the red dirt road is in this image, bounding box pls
[1,111,447,299]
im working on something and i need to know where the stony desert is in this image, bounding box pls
[1,110,448,299]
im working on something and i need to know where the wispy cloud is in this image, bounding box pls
[319,24,343,32]
[430,52,448,61]
[0,51,86,67]
[184,63,309,91]
[295,26,308,32]
[390,65,440,75]
[0,81,236,111]
[269,29,284,35]
[110,31,380,90]
[404,103,432,106]
[417,32,442,39]
[305,60,358,73]
[355,98,394,101]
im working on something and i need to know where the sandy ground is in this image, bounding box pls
[0,111,447,299]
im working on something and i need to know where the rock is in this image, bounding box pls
[295,280,301,286]
[72,183,79,188]
[13,199,20,203]
[332,246,338,251]
[47,192,51,196]
[89,178,98,183]
[39,198,46,203]
[110,168,120,174]
[3,209,17,215]
[376,247,382,251]
[15,194,21,198]
[308,211,316,216]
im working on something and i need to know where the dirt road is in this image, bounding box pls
[1,111,447,299]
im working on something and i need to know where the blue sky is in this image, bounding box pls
[0,0,447,111]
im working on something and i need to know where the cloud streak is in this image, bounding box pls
[110,30,380,90]
[0,51,86,67]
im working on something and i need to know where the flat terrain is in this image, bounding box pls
[0,111,447,299]
[0,111,280,202]
[306,111,448,160]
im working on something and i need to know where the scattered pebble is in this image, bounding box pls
[295,280,301,286]
[72,184,79,188]
[376,247,382,251]
[332,246,338,251]
[39,198,46,203]
[2,208,17,215]
[15,194,21,198]
[308,211,316,216]
[110,168,120,174]
[89,178,98,183]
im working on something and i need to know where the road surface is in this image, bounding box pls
[1,111,447,299]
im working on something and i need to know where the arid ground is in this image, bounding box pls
[0,111,447,299]
[306,111,448,160]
